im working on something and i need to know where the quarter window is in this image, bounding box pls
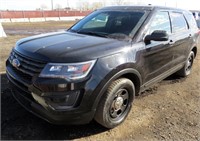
[170,12,188,33]
[148,11,171,34]
[185,13,198,30]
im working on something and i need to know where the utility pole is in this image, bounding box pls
[67,0,69,8]
[51,0,54,10]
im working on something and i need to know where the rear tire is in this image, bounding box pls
[94,78,135,129]
[177,51,194,77]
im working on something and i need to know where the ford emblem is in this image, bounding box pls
[12,58,20,68]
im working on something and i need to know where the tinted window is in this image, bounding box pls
[170,12,188,33]
[148,11,171,34]
[197,20,200,28]
[185,12,198,29]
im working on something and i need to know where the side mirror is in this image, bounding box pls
[145,30,169,42]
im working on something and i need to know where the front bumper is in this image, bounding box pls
[6,60,96,125]
[10,85,95,124]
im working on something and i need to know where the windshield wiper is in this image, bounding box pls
[68,29,78,33]
[76,31,108,38]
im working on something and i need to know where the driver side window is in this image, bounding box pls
[148,11,171,35]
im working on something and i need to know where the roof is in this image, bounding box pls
[99,5,188,12]
[190,10,200,12]
[100,6,154,11]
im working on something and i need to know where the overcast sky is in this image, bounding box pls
[0,0,199,10]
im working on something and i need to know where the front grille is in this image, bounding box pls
[8,73,29,94]
[8,50,46,83]
[11,65,32,81]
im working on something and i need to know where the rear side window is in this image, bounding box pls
[170,12,188,33]
[148,11,171,34]
[184,12,198,30]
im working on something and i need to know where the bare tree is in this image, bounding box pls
[113,0,125,5]
[81,2,90,10]
[40,4,48,10]
[102,0,107,6]
[55,4,62,10]
[91,2,104,10]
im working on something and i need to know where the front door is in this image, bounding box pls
[143,11,173,82]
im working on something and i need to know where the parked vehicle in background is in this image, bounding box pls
[191,10,200,20]
[196,19,200,29]
[6,6,199,129]
[191,10,200,30]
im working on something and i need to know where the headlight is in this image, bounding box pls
[39,60,96,81]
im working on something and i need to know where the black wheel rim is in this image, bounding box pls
[185,54,193,72]
[109,88,129,120]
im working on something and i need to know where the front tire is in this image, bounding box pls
[94,78,135,129]
[177,51,194,77]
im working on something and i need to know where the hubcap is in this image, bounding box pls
[114,97,124,110]
[110,89,129,119]
[186,55,193,72]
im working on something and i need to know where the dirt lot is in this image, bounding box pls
[1,22,200,140]
[2,21,76,35]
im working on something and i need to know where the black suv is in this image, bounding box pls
[6,6,199,128]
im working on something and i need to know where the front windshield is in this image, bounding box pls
[69,10,146,40]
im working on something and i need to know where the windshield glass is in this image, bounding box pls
[69,10,146,40]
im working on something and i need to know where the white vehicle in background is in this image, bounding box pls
[190,11,200,36]
[196,20,200,29]
[0,22,6,37]
[190,10,200,20]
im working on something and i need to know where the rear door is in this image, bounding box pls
[143,11,173,82]
[169,12,191,67]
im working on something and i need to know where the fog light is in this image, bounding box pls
[58,84,67,88]
[31,92,48,108]
[51,95,70,103]
[45,90,81,110]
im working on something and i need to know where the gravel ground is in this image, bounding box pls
[2,21,74,35]
[1,23,200,140]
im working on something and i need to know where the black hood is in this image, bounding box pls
[15,31,130,63]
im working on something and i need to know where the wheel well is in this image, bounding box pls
[121,73,141,96]
[192,47,197,58]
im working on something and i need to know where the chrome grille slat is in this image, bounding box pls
[13,53,44,68]
[17,67,35,76]
[9,50,46,83]
[20,62,41,72]
[10,54,42,73]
